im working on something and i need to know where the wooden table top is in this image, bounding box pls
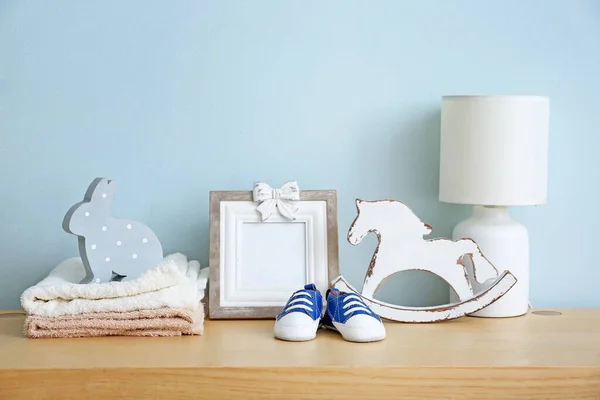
[1,308,599,399]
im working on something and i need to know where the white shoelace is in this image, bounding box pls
[342,294,370,316]
[283,292,314,313]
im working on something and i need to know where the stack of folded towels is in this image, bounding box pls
[20,253,208,338]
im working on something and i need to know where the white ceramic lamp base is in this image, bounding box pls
[450,205,530,318]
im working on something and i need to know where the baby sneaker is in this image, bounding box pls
[274,283,323,341]
[322,288,386,342]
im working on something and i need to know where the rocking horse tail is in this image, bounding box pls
[456,239,499,285]
[469,252,499,284]
[455,238,480,254]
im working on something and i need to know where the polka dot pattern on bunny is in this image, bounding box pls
[62,178,164,284]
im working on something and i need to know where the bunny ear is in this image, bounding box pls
[84,178,115,202]
[101,178,115,195]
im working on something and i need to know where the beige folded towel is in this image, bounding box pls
[24,307,204,338]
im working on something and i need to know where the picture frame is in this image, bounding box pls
[208,186,339,319]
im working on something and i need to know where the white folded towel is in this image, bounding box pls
[21,253,209,318]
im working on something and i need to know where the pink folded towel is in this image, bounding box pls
[24,307,204,338]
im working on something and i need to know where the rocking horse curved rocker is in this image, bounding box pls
[331,199,518,323]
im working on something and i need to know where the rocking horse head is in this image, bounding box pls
[348,199,433,245]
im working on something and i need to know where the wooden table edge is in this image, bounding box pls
[1,365,599,400]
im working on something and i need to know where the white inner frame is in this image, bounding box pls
[220,200,328,307]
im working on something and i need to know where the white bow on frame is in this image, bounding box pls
[253,181,300,221]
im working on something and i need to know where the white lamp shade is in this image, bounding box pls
[439,95,549,206]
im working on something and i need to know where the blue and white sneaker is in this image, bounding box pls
[274,284,323,341]
[322,288,386,342]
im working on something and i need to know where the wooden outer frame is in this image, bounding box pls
[209,190,339,319]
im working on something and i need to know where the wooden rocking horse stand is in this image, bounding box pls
[331,199,517,323]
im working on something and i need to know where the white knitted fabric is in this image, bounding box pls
[20,252,208,317]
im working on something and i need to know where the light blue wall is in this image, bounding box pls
[1,1,599,310]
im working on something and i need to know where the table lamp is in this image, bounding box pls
[439,95,549,317]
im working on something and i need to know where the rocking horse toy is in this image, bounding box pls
[331,199,517,322]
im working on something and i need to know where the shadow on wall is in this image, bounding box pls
[346,107,469,307]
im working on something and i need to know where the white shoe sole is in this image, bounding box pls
[274,318,319,341]
[331,320,386,343]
